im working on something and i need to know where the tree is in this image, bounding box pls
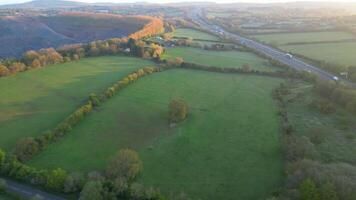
[79,181,103,200]
[31,59,42,68]
[47,168,68,191]
[242,63,251,72]
[64,172,84,193]
[89,93,101,107]
[299,179,320,200]
[13,137,39,162]
[169,99,188,123]
[9,62,26,73]
[106,149,143,182]
[319,182,339,200]
[0,64,9,76]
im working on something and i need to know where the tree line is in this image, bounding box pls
[0,147,168,200]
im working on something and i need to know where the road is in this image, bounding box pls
[189,9,356,88]
[2,178,66,200]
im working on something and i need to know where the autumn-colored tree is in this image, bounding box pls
[242,63,251,72]
[169,99,188,123]
[106,149,143,182]
[0,64,9,76]
[9,62,26,73]
[31,59,42,68]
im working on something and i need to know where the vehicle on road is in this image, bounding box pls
[285,53,293,59]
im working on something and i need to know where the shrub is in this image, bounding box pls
[169,99,188,123]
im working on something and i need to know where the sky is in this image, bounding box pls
[1,0,356,5]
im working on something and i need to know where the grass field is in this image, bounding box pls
[285,81,356,164]
[163,47,279,71]
[252,31,355,45]
[281,42,356,66]
[29,69,283,200]
[172,28,220,41]
[0,56,156,151]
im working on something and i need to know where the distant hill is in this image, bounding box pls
[0,0,86,9]
[0,12,150,59]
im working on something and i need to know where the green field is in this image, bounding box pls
[29,69,283,200]
[172,28,221,41]
[0,56,156,151]
[252,31,355,45]
[163,47,279,71]
[281,42,356,66]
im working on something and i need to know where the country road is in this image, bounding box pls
[3,178,66,200]
[189,8,356,88]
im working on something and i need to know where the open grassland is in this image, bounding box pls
[29,69,283,200]
[163,47,279,71]
[172,28,220,41]
[252,31,355,45]
[281,42,356,66]
[0,56,156,151]
[286,81,356,164]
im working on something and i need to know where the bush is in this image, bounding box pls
[169,99,188,123]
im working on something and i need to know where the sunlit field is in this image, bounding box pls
[0,56,156,150]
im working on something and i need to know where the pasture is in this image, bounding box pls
[172,28,220,41]
[0,56,156,151]
[252,31,355,45]
[163,47,279,71]
[29,69,283,200]
[281,42,356,66]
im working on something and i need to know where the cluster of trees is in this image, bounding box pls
[129,16,164,40]
[169,99,189,123]
[313,80,356,114]
[271,83,356,200]
[1,148,167,200]
[13,67,161,162]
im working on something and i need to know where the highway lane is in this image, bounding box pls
[189,9,356,88]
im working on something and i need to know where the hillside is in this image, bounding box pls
[0,0,86,9]
[0,12,154,59]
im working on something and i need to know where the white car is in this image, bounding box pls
[285,53,293,59]
[333,76,339,81]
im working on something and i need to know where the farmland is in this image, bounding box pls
[172,28,221,41]
[29,69,284,200]
[163,47,279,71]
[281,42,356,66]
[252,31,355,45]
[252,31,356,66]
[0,56,156,151]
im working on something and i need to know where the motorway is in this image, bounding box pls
[189,9,356,88]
